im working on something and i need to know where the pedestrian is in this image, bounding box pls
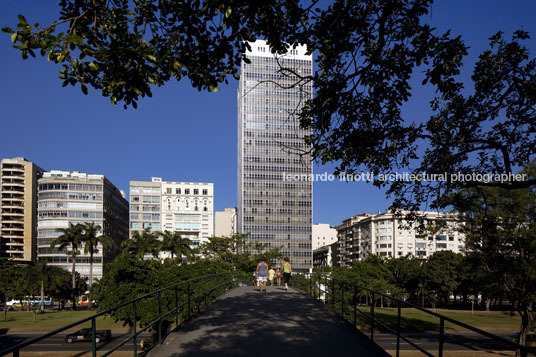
[256,257,269,293]
[276,266,282,286]
[268,267,275,286]
[282,257,292,290]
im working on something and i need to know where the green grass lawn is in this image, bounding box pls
[0,310,128,333]
[353,306,521,333]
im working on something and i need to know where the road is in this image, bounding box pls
[0,332,147,355]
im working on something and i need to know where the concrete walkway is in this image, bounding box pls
[148,285,389,357]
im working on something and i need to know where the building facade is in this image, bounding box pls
[312,223,338,250]
[237,40,313,271]
[0,158,44,261]
[335,211,466,267]
[129,178,214,252]
[37,171,129,280]
[215,207,237,237]
[313,243,336,269]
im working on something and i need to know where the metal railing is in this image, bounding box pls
[0,273,248,357]
[294,273,536,357]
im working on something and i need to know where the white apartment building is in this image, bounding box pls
[215,207,237,237]
[129,178,214,254]
[37,170,129,280]
[335,211,465,267]
[312,223,338,250]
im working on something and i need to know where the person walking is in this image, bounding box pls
[282,257,292,290]
[276,266,282,286]
[256,257,269,293]
[268,267,275,286]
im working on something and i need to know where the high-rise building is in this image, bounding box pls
[129,178,214,254]
[215,207,237,237]
[237,40,313,271]
[37,170,129,280]
[334,211,466,267]
[0,158,44,261]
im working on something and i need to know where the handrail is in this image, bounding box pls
[295,273,536,357]
[0,272,248,357]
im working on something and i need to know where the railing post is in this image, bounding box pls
[353,285,357,328]
[438,317,444,357]
[331,278,335,308]
[91,316,97,357]
[133,300,137,357]
[175,285,179,328]
[371,291,375,341]
[187,280,191,320]
[341,281,345,318]
[158,290,162,344]
[396,300,401,357]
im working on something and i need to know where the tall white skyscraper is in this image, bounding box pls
[238,40,313,271]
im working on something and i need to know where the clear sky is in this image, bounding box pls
[1,1,535,227]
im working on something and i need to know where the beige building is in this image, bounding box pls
[312,223,338,250]
[215,207,237,237]
[0,158,44,261]
[335,211,466,267]
[129,178,214,255]
[37,170,129,281]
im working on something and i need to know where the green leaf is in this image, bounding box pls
[2,27,15,34]
[147,55,156,62]
[225,7,232,18]
[88,62,98,71]
[17,14,27,25]
[11,33,17,43]
[81,84,88,95]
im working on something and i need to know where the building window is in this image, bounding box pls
[176,188,181,194]
[166,188,172,194]
[202,189,208,195]
[185,189,190,195]
[194,189,199,195]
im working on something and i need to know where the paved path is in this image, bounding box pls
[149,285,389,357]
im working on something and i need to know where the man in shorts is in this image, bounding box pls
[255,257,269,293]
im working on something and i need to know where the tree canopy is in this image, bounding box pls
[4,0,535,212]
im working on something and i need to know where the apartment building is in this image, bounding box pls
[37,171,129,280]
[0,158,44,261]
[237,40,313,271]
[129,178,214,254]
[335,211,466,267]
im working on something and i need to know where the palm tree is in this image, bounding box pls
[159,231,193,263]
[34,260,51,313]
[81,222,113,309]
[122,228,159,259]
[51,223,83,310]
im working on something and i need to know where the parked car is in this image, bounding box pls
[65,328,112,343]
[510,332,536,347]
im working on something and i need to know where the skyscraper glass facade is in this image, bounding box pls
[238,40,313,271]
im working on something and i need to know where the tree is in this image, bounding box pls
[452,163,536,349]
[158,230,193,263]
[122,228,160,259]
[51,223,84,310]
[33,260,52,313]
[3,1,534,210]
[80,222,113,309]
[423,251,463,307]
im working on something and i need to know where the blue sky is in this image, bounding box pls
[1,1,535,227]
